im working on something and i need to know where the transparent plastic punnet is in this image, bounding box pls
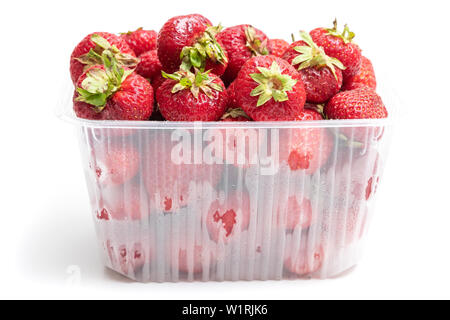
[59,84,394,282]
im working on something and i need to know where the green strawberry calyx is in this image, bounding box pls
[292,31,345,80]
[162,69,224,99]
[326,19,356,44]
[221,107,251,120]
[76,34,139,70]
[180,25,228,72]
[75,51,133,111]
[119,27,143,35]
[245,26,269,56]
[250,61,298,107]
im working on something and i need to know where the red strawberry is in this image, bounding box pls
[136,49,162,81]
[174,244,216,274]
[284,234,324,276]
[156,69,227,121]
[141,133,223,213]
[234,55,306,121]
[282,32,344,103]
[343,56,377,90]
[206,192,251,243]
[157,14,228,75]
[120,28,157,57]
[279,125,333,174]
[105,241,148,275]
[321,206,368,246]
[98,183,148,221]
[302,104,325,120]
[216,25,269,84]
[268,38,290,57]
[322,150,381,208]
[325,87,387,143]
[70,33,137,84]
[73,54,153,121]
[93,142,139,186]
[310,20,362,79]
[150,72,166,93]
[226,80,238,107]
[277,194,312,231]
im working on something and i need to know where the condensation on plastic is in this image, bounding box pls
[59,83,395,283]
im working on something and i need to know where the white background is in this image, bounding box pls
[1,0,449,300]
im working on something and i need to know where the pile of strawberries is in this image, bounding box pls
[70,15,389,280]
[70,14,388,123]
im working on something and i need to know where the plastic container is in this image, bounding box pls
[58,83,395,282]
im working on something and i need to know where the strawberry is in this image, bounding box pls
[279,126,333,174]
[302,104,325,120]
[325,87,387,143]
[268,38,290,57]
[282,32,344,103]
[156,69,227,121]
[141,133,223,213]
[284,234,324,276]
[93,142,139,186]
[234,55,306,121]
[120,28,157,57]
[321,206,368,246]
[97,183,149,221]
[216,25,269,84]
[150,72,166,93]
[342,56,377,90]
[206,192,251,243]
[157,14,228,75]
[310,20,362,79]
[173,244,216,274]
[321,150,381,208]
[70,33,137,84]
[135,50,162,81]
[73,53,153,121]
[105,241,148,275]
[277,194,312,231]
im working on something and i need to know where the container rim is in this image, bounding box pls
[58,112,393,129]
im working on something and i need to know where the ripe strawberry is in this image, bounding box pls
[343,56,377,90]
[120,28,157,56]
[156,69,227,121]
[277,194,312,231]
[321,206,368,246]
[268,38,290,57]
[93,142,139,186]
[310,20,362,79]
[174,244,216,274]
[302,104,325,120]
[216,25,269,84]
[97,183,149,221]
[206,192,251,243]
[135,50,162,81]
[70,33,137,84]
[284,234,324,276]
[157,14,228,75]
[105,240,148,275]
[73,54,153,121]
[282,32,344,103]
[234,55,306,121]
[279,126,333,174]
[141,133,223,213]
[322,150,381,208]
[325,87,388,143]
[150,72,166,93]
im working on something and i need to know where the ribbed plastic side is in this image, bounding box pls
[76,123,392,282]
